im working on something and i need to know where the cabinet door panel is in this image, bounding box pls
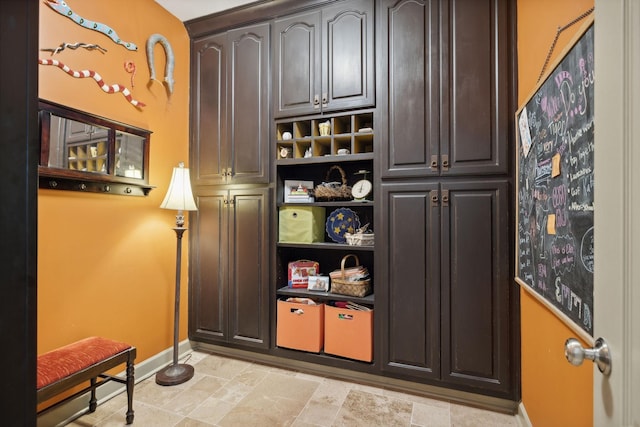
[441,180,512,394]
[379,0,440,178]
[379,182,440,379]
[228,24,270,183]
[189,191,229,342]
[323,0,375,112]
[228,188,271,348]
[273,11,321,118]
[442,0,509,175]
[192,35,227,185]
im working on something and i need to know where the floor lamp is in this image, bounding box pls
[156,162,198,386]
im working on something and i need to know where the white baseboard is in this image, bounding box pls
[516,401,533,427]
[37,340,194,427]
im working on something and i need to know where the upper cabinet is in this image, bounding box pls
[378,0,511,178]
[273,0,375,118]
[191,22,270,185]
[38,100,152,196]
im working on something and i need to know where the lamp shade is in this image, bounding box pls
[160,163,198,211]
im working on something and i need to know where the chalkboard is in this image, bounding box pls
[516,20,594,336]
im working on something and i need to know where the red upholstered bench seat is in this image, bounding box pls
[37,337,136,424]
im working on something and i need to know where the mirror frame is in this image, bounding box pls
[38,99,154,196]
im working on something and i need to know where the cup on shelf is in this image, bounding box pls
[318,121,331,136]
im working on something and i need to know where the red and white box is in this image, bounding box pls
[288,260,320,288]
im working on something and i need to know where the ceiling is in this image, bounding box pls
[154,0,261,22]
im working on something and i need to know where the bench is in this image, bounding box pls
[37,337,136,424]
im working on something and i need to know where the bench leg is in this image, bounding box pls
[89,378,97,412]
[125,354,135,424]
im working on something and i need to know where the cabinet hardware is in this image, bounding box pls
[313,94,320,108]
[79,183,86,191]
[441,189,449,207]
[322,92,328,107]
[49,180,58,188]
[441,154,449,171]
[430,190,439,207]
[431,155,438,169]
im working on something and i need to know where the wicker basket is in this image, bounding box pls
[330,254,371,297]
[314,165,352,201]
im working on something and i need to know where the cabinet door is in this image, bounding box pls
[189,190,229,343]
[273,10,321,118]
[379,0,511,178]
[227,23,271,184]
[378,0,441,179]
[191,34,227,185]
[379,181,441,380]
[440,180,513,396]
[441,0,510,175]
[321,0,375,113]
[228,187,271,348]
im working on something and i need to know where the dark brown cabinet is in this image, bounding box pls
[191,23,270,185]
[376,0,517,399]
[378,0,510,179]
[273,0,374,118]
[187,0,518,404]
[189,187,271,349]
[378,180,512,396]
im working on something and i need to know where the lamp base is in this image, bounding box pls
[155,363,194,386]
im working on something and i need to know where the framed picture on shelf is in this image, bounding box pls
[284,180,314,203]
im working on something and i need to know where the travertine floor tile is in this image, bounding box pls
[66,350,520,427]
[333,389,413,426]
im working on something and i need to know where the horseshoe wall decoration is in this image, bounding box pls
[39,58,145,108]
[146,34,175,94]
[43,0,138,51]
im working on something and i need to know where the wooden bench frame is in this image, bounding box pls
[37,345,136,424]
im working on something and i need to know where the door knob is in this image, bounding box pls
[564,337,612,376]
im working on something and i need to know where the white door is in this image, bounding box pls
[593,0,640,425]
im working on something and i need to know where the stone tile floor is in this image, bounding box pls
[68,350,521,426]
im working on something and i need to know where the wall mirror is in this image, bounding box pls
[39,100,153,196]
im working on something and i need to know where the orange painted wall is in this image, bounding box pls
[38,0,191,366]
[517,1,594,425]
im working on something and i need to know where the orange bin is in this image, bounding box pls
[324,305,373,362]
[276,300,324,352]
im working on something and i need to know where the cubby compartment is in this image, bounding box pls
[332,115,352,135]
[294,120,313,139]
[275,110,374,161]
[354,112,373,133]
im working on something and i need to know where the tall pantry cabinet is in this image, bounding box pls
[189,22,272,349]
[187,0,519,403]
[376,0,516,397]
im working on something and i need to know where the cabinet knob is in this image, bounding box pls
[430,155,438,169]
[313,94,320,108]
[441,155,449,171]
[322,93,328,107]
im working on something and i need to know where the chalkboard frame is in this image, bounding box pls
[515,16,595,343]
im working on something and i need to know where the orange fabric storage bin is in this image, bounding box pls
[276,300,324,353]
[324,305,373,362]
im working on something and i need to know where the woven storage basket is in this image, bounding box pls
[314,165,352,201]
[330,254,371,297]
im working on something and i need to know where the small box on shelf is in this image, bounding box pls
[279,206,326,243]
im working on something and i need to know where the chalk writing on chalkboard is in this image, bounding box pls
[516,22,594,336]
